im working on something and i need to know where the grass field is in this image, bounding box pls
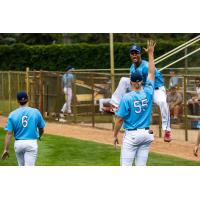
[0,100,18,115]
[0,128,200,166]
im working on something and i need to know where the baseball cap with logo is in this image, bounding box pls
[131,71,143,82]
[17,91,28,102]
[130,44,141,53]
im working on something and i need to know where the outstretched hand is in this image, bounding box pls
[193,145,199,157]
[113,136,119,149]
[143,40,156,54]
[1,150,9,160]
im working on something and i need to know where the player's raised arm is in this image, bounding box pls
[144,40,156,81]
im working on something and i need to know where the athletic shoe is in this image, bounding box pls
[59,113,64,118]
[59,118,67,123]
[164,130,172,142]
[149,130,154,134]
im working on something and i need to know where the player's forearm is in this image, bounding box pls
[146,40,156,81]
[4,132,12,151]
[148,53,155,78]
[39,128,44,138]
[113,117,123,137]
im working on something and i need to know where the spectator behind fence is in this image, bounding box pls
[168,69,179,90]
[187,77,200,115]
[60,65,75,117]
[167,86,183,123]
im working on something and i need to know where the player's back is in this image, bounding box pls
[116,80,154,130]
[5,106,45,140]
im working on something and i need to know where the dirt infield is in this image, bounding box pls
[0,115,199,161]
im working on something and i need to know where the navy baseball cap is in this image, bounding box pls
[130,44,141,53]
[65,65,74,71]
[131,72,143,82]
[17,91,28,102]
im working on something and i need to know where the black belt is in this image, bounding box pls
[155,87,159,90]
[127,127,149,131]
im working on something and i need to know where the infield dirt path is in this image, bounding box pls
[0,115,199,161]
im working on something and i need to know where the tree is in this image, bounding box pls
[0,33,63,45]
[0,33,199,45]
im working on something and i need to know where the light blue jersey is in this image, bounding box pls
[5,107,45,140]
[197,120,200,129]
[116,79,154,130]
[62,73,74,88]
[130,60,164,89]
[169,76,179,89]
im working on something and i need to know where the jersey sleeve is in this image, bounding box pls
[4,115,13,132]
[144,79,154,96]
[129,64,133,73]
[36,110,46,128]
[115,96,130,118]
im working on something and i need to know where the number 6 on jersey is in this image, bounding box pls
[22,116,28,127]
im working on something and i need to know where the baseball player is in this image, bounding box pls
[1,91,45,166]
[113,40,156,166]
[110,43,172,142]
[60,65,75,117]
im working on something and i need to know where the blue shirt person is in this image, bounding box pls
[62,72,74,88]
[168,69,179,89]
[1,91,45,166]
[60,65,75,116]
[5,107,45,140]
[113,40,156,166]
[116,79,154,130]
[111,43,172,141]
[130,60,164,89]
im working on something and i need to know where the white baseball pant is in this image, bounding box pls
[110,77,132,107]
[14,140,38,166]
[110,77,171,131]
[99,98,111,112]
[153,86,171,131]
[120,129,154,166]
[61,87,72,113]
